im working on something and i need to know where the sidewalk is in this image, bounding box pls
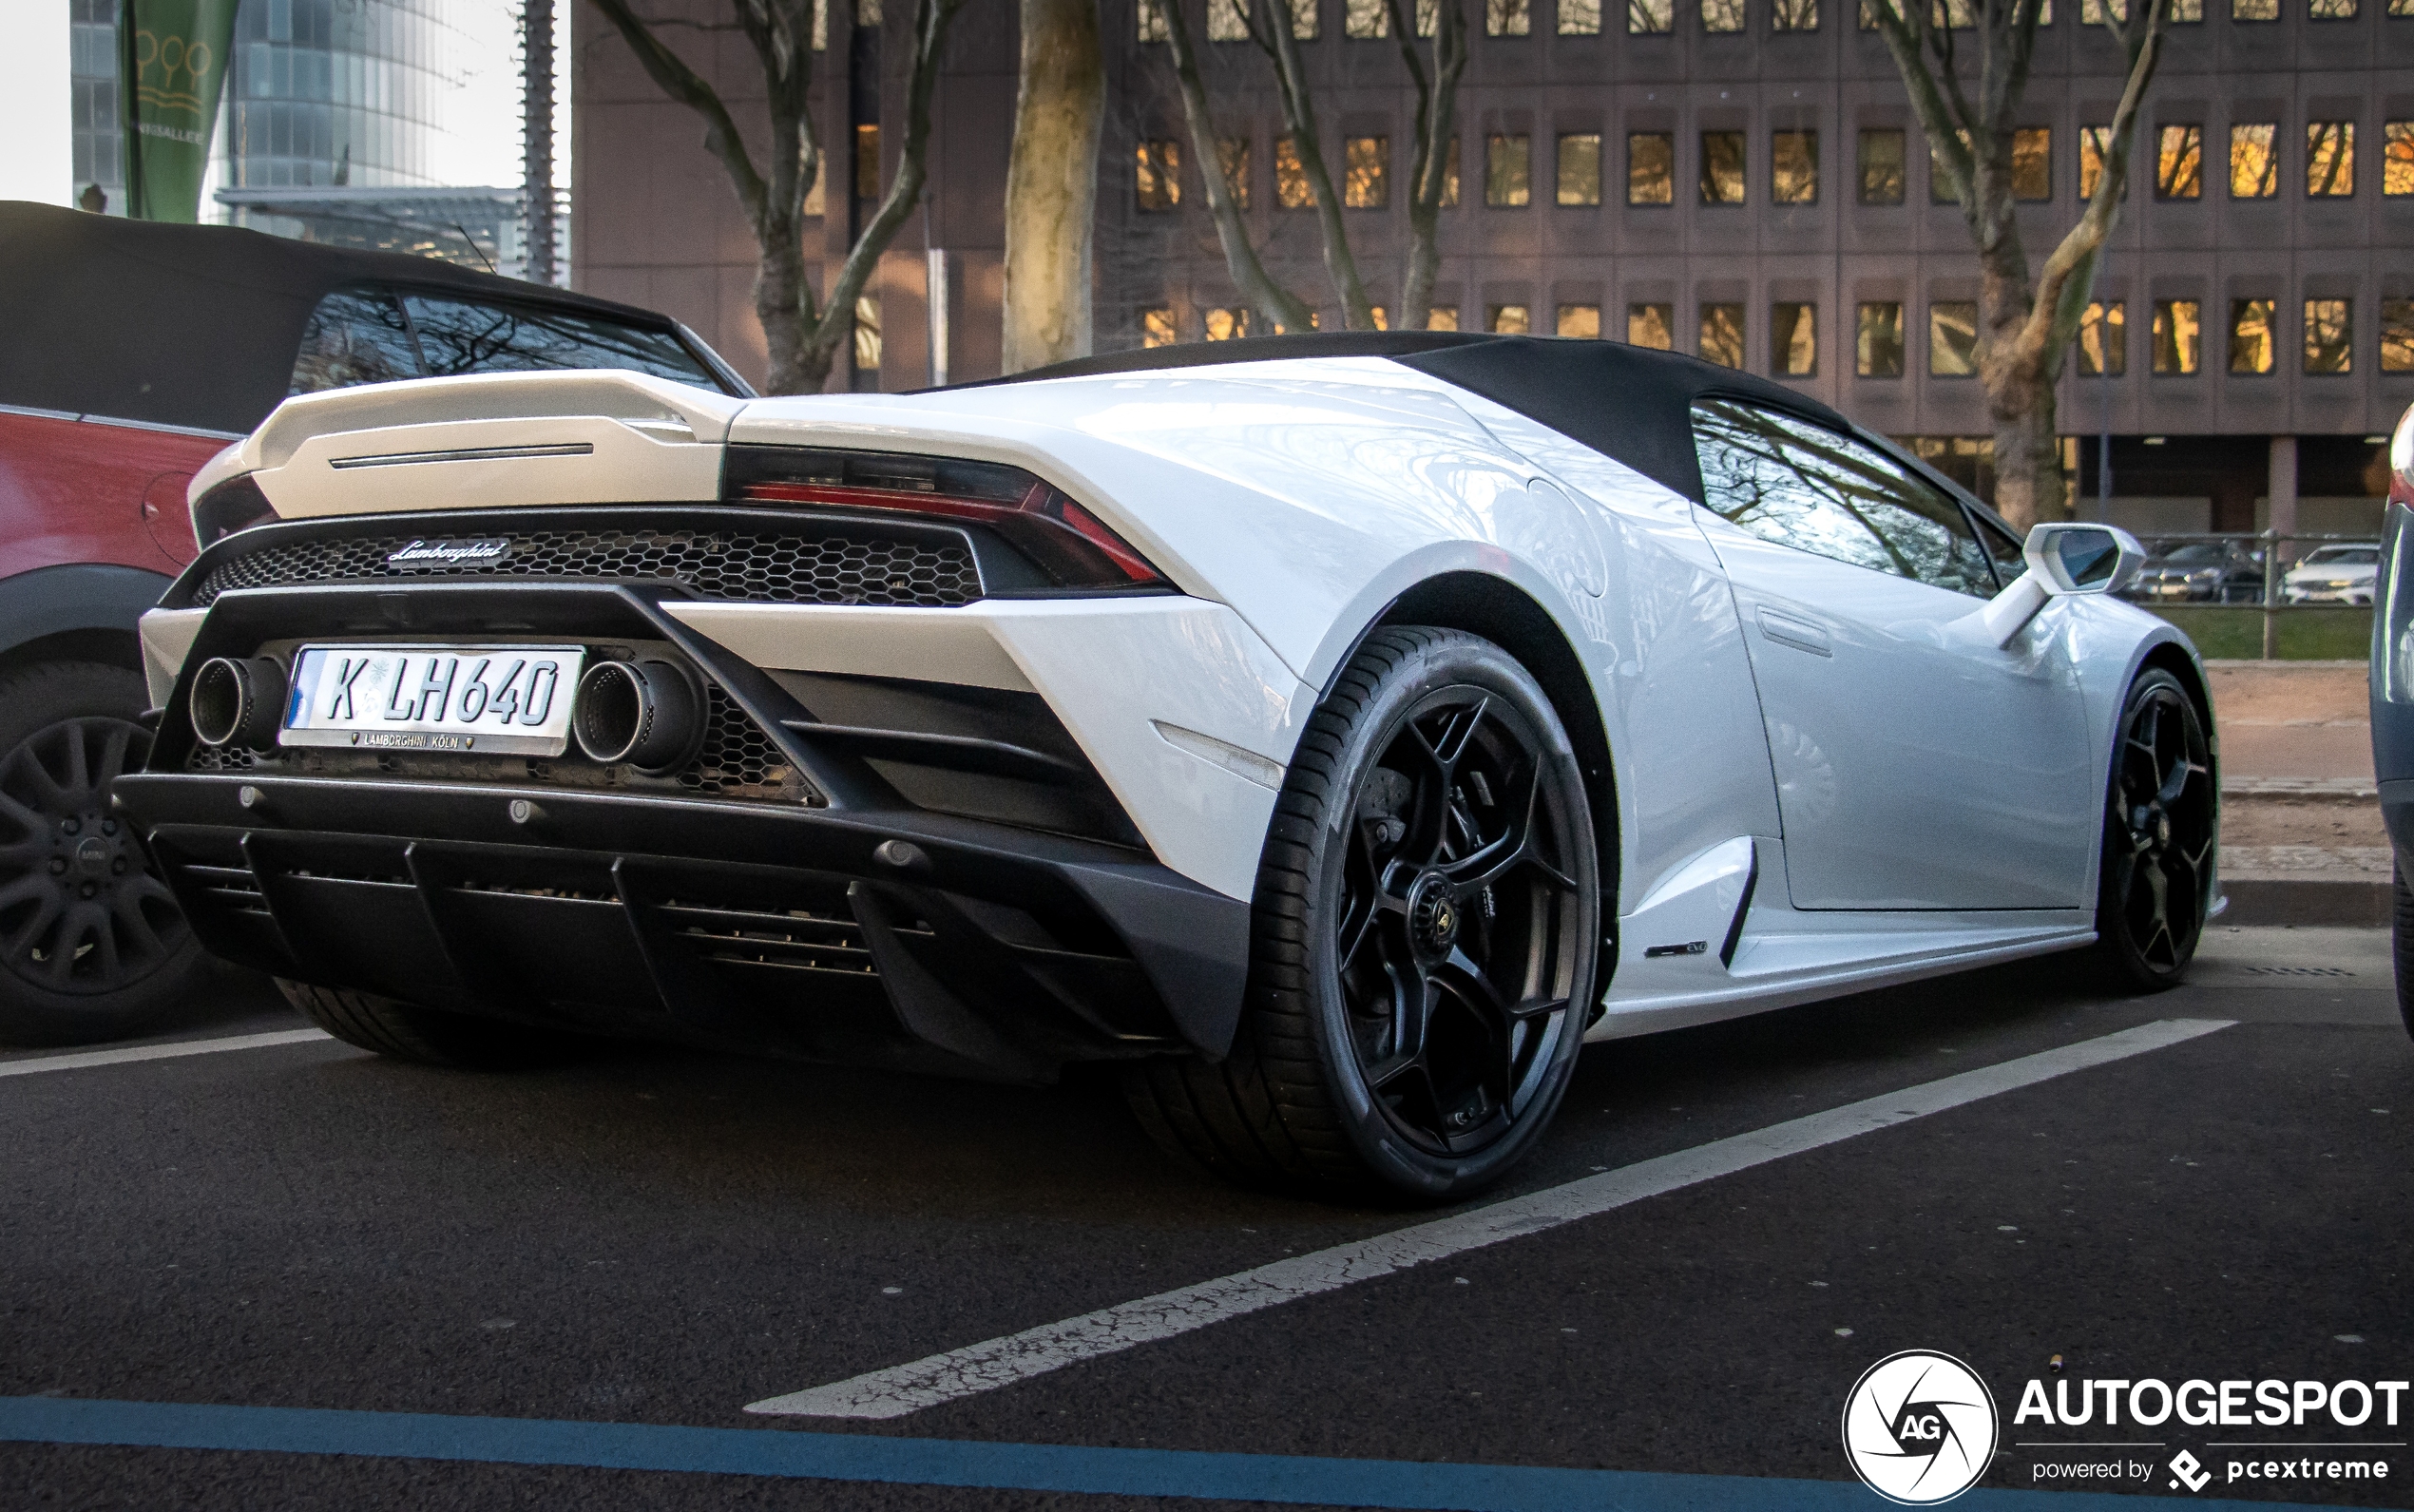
[2209,660,2391,926]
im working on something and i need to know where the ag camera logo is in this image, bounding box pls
[1843,1350,2000,1504]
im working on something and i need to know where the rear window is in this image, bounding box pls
[288,285,722,397]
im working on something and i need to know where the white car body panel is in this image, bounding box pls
[158,356,2214,1045]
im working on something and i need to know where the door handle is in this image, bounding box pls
[1756,606,1832,658]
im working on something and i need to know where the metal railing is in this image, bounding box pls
[2113,529,2380,660]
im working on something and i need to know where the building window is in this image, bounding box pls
[1427,306,1461,330]
[1857,301,1905,376]
[1489,0,1534,32]
[1629,131,1676,203]
[1772,0,1819,28]
[1490,303,1532,333]
[2382,299,2414,372]
[1439,138,1462,206]
[1487,135,1533,206]
[1205,307,1252,339]
[1140,308,1178,348]
[2385,123,2414,195]
[1558,303,1602,337]
[1858,128,1906,203]
[1275,136,1314,208]
[2152,299,2202,373]
[1344,136,1389,207]
[1290,0,1319,38]
[2172,0,2204,15]
[2306,298,2352,373]
[1137,140,1181,211]
[2307,122,2355,198]
[2076,300,2126,375]
[1629,302,1676,348]
[1208,0,1251,40]
[2230,124,2278,199]
[2011,127,2050,200]
[2228,298,2276,373]
[1560,0,1605,30]
[1700,131,1747,203]
[856,124,882,201]
[1558,134,1603,204]
[1772,129,1817,202]
[1702,0,1746,29]
[1929,300,1979,375]
[1139,0,1169,41]
[1630,0,1676,30]
[1345,0,1387,34]
[2232,0,2278,18]
[853,296,882,373]
[1772,302,1817,375]
[2081,0,2127,18]
[1218,136,1252,209]
[2394,0,2414,14]
[2154,124,2202,199]
[1700,302,1746,367]
[2079,125,2116,199]
[2309,0,2357,16]
[1935,0,1978,21]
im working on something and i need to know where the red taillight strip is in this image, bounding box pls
[738,479,1162,585]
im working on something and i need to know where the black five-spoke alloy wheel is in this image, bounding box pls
[2095,667,2215,989]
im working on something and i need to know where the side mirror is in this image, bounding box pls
[1966,523,2147,648]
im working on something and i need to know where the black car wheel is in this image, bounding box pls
[0,660,206,1045]
[1125,627,1600,1202]
[2093,668,2216,990]
[2392,866,2414,1043]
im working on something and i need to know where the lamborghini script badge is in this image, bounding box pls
[386,538,511,567]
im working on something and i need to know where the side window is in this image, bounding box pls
[288,288,423,395]
[1691,399,1998,598]
[398,294,718,387]
[1973,510,2024,587]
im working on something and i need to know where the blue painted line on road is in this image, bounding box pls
[0,1397,2354,1511]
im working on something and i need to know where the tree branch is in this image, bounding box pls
[1256,0,1378,327]
[583,0,770,224]
[2022,0,2165,367]
[1159,0,1318,332]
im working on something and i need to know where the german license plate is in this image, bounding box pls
[281,644,584,756]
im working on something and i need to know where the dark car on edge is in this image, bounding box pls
[0,201,751,1045]
[2119,538,2266,606]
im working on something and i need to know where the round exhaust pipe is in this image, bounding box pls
[572,660,699,772]
[190,656,288,750]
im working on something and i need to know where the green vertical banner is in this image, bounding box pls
[120,0,240,222]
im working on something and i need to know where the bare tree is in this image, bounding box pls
[1384,0,1466,333]
[1238,0,1378,328]
[1159,0,1319,331]
[1003,0,1105,372]
[584,0,968,393]
[1866,0,2170,530]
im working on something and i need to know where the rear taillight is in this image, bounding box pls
[191,474,277,550]
[728,446,1163,589]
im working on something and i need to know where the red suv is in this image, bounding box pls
[0,201,750,1044]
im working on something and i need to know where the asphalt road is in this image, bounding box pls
[3,927,2409,1511]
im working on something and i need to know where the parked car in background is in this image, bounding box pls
[2281,543,2380,605]
[0,200,750,1046]
[2119,539,2266,605]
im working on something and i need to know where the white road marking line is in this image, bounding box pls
[0,1028,332,1080]
[749,1017,2233,1420]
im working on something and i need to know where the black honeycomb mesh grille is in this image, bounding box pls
[191,525,981,608]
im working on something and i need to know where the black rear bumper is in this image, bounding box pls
[114,772,1249,1082]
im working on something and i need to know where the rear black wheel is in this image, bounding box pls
[2391,865,2414,1043]
[2093,668,2215,990]
[1124,627,1600,1202]
[0,660,206,1046]
[278,979,563,1069]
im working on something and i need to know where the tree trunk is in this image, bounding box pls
[1990,371,2063,535]
[1002,0,1103,373]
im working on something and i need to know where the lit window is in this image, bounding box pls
[1629,0,1675,30]
[1700,131,1746,203]
[2382,299,2414,372]
[1370,307,1389,330]
[1857,301,1905,376]
[2079,125,2113,199]
[1700,302,1746,367]
[1438,138,1462,206]
[2075,301,2125,375]
[1703,0,1746,29]
[1628,132,1675,204]
[1929,300,1978,376]
[1345,0,1386,34]
[2307,122,2354,198]
[2230,124,2277,199]
[2305,298,2352,373]
[1557,303,1602,337]
[1772,129,1817,202]
[1934,0,1978,22]
[1140,308,1178,348]
[1772,302,1817,375]
[1490,304,1532,333]
[1218,136,1252,210]
[2385,122,2414,196]
[1204,307,1252,340]
[1276,136,1314,208]
[2171,0,2201,15]
[1290,0,1320,38]
[2232,0,2277,18]
[2081,0,2125,17]
[1489,0,1533,32]
[1486,135,1532,206]
[1858,128,1905,203]
[1344,136,1389,208]
[2155,124,2202,200]
[853,296,881,372]
[2011,127,2050,200]
[1772,0,1818,27]
[1558,133,1603,205]
[2228,298,2276,373]
[1139,0,1169,39]
[1208,0,1250,40]
[2152,299,2202,373]
[1427,306,1461,330]
[856,124,881,201]
[2393,0,2414,14]
[2309,0,2357,17]
[1561,0,1605,29]
[1137,140,1181,212]
[1628,302,1675,349]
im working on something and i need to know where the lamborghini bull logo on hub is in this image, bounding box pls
[1843,1351,2000,1504]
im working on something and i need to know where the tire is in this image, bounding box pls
[2093,667,2217,991]
[2392,865,2414,1043]
[278,978,562,1070]
[1123,627,1600,1203]
[0,660,208,1046]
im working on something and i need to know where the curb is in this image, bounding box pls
[2220,877,2391,928]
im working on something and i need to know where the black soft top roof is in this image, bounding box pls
[984,331,1860,506]
[0,200,706,436]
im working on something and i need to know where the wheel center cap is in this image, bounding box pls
[1408,873,1459,954]
[73,835,111,878]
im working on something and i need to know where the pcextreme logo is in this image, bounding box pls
[1842,1350,2001,1505]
